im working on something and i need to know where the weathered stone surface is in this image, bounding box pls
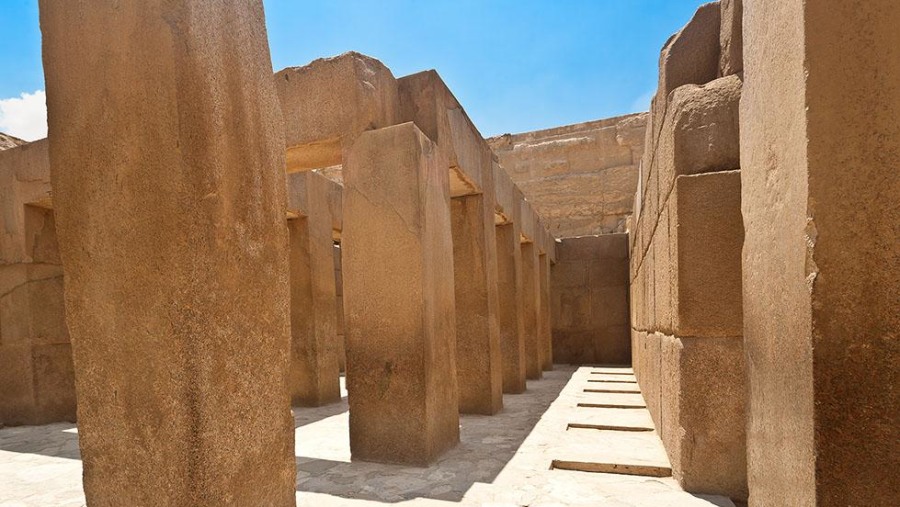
[276,52,400,172]
[495,221,526,394]
[551,234,630,366]
[333,244,346,372]
[719,0,743,77]
[520,242,542,380]
[661,335,747,500]
[398,71,486,196]
[742,0,899,504]
[489,114,647,238]
[672,171,743,337]
[342,122,459,466]
[0,132,26,151]
[659,75,742,198]
[642,0,722,210]
[451,188,503,415]
[0,142,74,426]
[39,1,296,504]
[0,140,74,428]
[286,172,341,407]
[658,1,721,98]
[538,253,552,371]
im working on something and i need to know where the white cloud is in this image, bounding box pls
[0,90,48,141]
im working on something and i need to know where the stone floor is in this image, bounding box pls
[0,366,734,507]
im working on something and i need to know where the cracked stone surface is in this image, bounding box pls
[0,366,733,506]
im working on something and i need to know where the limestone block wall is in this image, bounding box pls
[489,114,647,238]
[551,234,630,365]
[0,139,75,427]
[629,0,747,501]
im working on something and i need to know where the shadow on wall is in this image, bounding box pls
[294,368,575,503]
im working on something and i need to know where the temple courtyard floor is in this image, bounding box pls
[0,366,734,507]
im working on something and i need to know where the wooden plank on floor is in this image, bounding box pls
[567,423,654,432]
[577,403,647,409]
[551,460,672,478]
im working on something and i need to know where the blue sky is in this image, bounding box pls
[0,0,708,140]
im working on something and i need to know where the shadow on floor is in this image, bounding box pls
[0,422,81,460]
[294,367,576,503]
[293,397,349,428]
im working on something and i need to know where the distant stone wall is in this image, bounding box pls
[0,139,76,426]
[488,113,647,239]
[550,234,630,365]
[0,132,26,151]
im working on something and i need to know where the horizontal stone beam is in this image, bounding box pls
[275,52,400,173]
[398,70,487,197]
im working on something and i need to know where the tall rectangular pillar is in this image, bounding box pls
[495,223,526,393]
[286,172,341,407]
[520,242,542,380]
[450,190,503,415]
[333,244,346,372]
[342,123,459,466]
[538,252,553,370]
[742,0,898,504]
[39,2,296,505]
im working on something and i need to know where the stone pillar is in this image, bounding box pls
[538,252,553,370]
[286,172,341,407]
[342,123,459,466]
[39,2,296,505]
[742,0,898,504]
[495,222,526,393]
[450,190,503,415]
[520,241,542,380]
[333,244,346,372]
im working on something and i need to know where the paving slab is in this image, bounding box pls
[1,367,734,507]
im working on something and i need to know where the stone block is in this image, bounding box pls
[276,52,400,172]
[660,75,742,199]
[342,122,459,465]
[488,114,647,238]
[492,160,517,224]
[40,1,296,503]
[591,286,629,329]
[719,0,743,76]
[588,257,629,289]
[660,335,747,500]
[495,222,526,394]
[520,242,542,379]
[398,71,486,195]
[658,1,721,98]
[551,260,588,289]
[286,172,341,407]
[0,344,35,425]
[451,190,503,415]
[742,1,899,503]
[653,199,673,334]
[31,343,77,424]
[496,223,525,393]
[538,253,553,370]
[672,171,743,337]
[551,235,630,366]
[0,140,51,265]
[594,325,630,365]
